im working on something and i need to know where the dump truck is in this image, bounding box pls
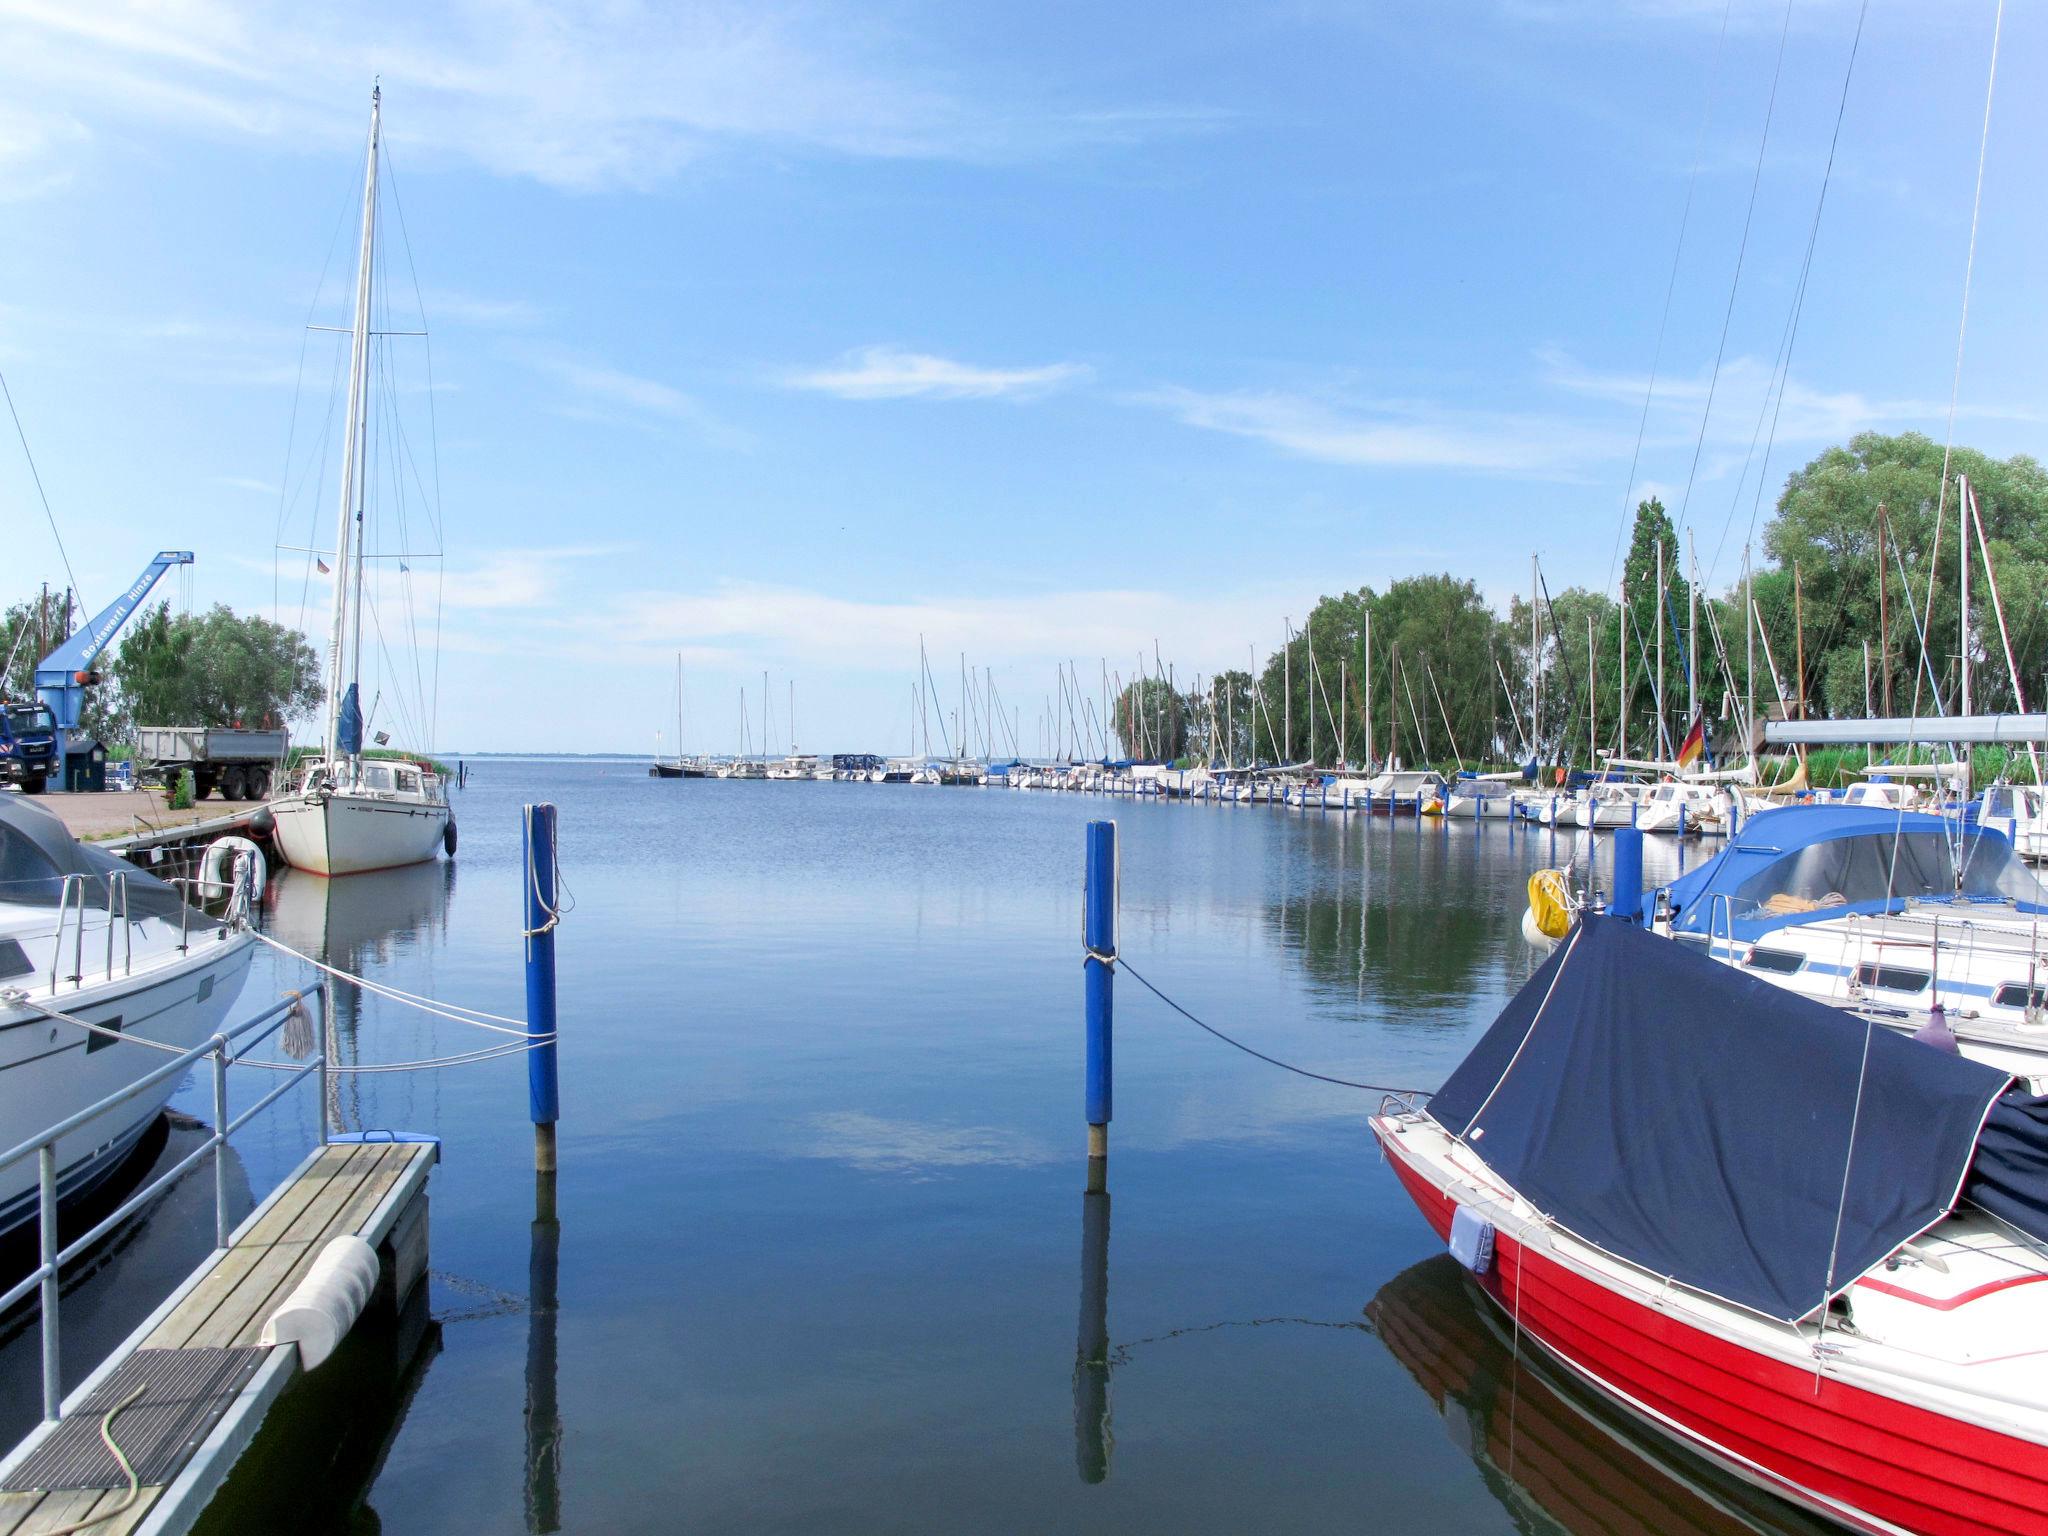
[133,726,289,801]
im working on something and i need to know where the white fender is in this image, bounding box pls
[260,1234,380,1370]
[201,834,267,904]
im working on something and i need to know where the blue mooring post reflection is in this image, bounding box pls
[524,1169,562,1534]
[1074,1183,1112,1483]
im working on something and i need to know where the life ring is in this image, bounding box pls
[1526,867,1574,941]
[201,835,268,906]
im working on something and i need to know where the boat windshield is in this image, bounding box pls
[1730,830,2048,923]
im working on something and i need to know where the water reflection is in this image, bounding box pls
[262,862,457,1131]
[1072,1183,1111,1484]
[1368,1258,1831,1536]
[525,1172,562,1534]
[1264,820,1519,1008]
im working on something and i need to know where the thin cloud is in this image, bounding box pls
[786,345,1090,402]
[523,349,750,446]
[1137,384,1615,476]
[1539,348,2048,444]
[0,0,1221,192]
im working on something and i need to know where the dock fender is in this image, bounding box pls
[260,1234,380,1370]
[201,835,268,905]
[443,818,458,857]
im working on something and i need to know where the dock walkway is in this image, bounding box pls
[0,1139,434,1536]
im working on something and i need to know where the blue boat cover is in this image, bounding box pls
[1426,914,2012,1322]
[1645,804,2044,941]
[1967,1091,2048,1245]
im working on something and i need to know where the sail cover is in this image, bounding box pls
[337,683,363,756]
[1427,915,2011,1322]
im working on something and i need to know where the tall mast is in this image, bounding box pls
[1876,504,1891,715]
[1655,540,1666,759]
[1588,613,1596,767]
[1958,473,1972,717]
[1618,579,1628,760]
[1529,555,1541,763]
[1363,610,1373,767]
[1686,532,1698,731]
[322,84,383,770]
[1744,549,1755,775]
[1283,621,1291,763]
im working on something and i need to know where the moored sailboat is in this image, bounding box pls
[267,86,451,878]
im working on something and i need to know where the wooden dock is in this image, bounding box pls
[0,1138,434,1536]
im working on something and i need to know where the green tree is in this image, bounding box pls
[112,602,323,734]
[1763,431,2048,718]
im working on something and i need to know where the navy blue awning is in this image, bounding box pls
[1427,915,2011,1322]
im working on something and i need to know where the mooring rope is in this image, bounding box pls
[5,990,552,1075]
[1107,953,1434,1098]
[43,1381,147,1535]
[248,929,534,1036]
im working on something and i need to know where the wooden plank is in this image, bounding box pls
[0,1491,51,1536]
[14,1488,104,1535]
[196,1149,416,1351]
[144,1144,377,1351]
[83,1484,163,1536]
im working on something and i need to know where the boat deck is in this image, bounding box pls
[0,1138,434,1536]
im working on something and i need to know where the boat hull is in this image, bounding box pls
[0,933,255,1235]
[1374,1119,2048,1536]
[270,791,449,877]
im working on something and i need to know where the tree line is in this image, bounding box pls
[1108,431,2048,769]
[0,596,322,743]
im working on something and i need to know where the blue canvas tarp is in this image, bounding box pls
[1967,1091,2048,1245]
[1427,915,2012,1322]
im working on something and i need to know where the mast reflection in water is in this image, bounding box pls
[1369,1257,1835,1536]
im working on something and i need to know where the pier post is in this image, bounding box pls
[1084,820,1116,1183]
[524,804,562,1174]
[1609,827,1644,920]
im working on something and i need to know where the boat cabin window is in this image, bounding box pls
[1744,947,1804,974]
[0,936,31,980]
[1994,983,2047,1011]
[1986,786,2017,818]
[361,764,393,791]
[1729,831,2048,921]
[1855,962,1930,994]
[395,769,421,794]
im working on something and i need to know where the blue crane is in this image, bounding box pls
[34,551,195,762]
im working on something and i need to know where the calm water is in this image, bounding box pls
[5,765,1822,1535]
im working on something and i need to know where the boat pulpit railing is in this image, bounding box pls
[0,982,333,1423]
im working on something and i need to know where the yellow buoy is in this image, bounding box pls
[1526,868,1574,941]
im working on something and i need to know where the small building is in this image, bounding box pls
[61,739,108,793]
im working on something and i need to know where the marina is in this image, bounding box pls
[4,4,2048,1531]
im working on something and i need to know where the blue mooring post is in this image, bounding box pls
[524,803,561,1173]
[1084,820,1116,1188]
[1609,826,1644,921]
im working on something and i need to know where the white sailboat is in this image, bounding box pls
[269,87,452,878]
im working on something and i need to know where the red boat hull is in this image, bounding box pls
[1376,1123,2048,1536]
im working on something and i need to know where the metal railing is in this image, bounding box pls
[0,982,332,1423]
[48,872,141,991]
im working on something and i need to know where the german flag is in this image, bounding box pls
[1676,711,1706,769]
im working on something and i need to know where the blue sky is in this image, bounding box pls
[3,1,2043,753]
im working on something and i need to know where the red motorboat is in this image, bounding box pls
[1373,914,2048,1536]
